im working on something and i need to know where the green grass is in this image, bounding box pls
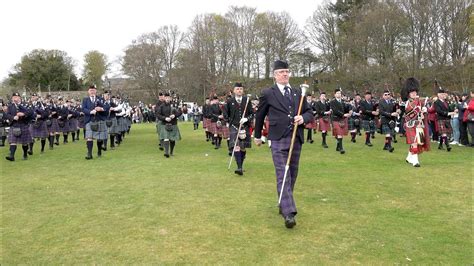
[1,122,472,264]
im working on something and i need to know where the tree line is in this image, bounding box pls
[4,0,472,102]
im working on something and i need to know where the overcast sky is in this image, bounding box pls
[1,0,326,81]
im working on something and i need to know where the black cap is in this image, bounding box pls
[159,92,163,96]
[31,92,38,96]
[12,92,20,97]
[273,60,289,71]
[365,91,372,95]
[335,88,342,93]
[88,85,96,89]
[234,82,243,88]
[164,92,170,97]
[104,90,111,94]
[437,87,446,93]
[212,95,218,100]
[320,91,326,95]
[383,89,390,94]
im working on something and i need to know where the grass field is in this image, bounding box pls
[1,122,472,264]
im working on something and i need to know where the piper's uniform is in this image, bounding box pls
[315,100,331,147]
[209,102,223,149]
[224,95,254,173]
[5,100,34,161]
[434,98,453,151]
[0,106,8,146]
[330,98,350,153]
[29,101,49,153]
[360,99,376,146]
[379,98,397,152]
[304,99,317,143]
[156,101,182,157]
[82,95,110,159]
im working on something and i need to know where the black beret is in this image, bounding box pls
[320,91,326,95]
[12,92,20,97]
[334,88,342,93]
[234,82,243,88]
[365,91,372,95]
[273,60,289,71]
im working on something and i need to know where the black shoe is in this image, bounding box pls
[228,152,232,156]
[284,215,296,229]
[340,149,345,154]
[214,146,219,149]
[322,143,328,148]
[414,163,420,167]
[28,150,33,155]
[351,139,356,143]
[365,142,373,147]
[164,154,170,158]
[371,135,375,139]
[438,145,444,150]
[309,140,314,144]
[234,169,243,175]
[159,147,164,151]
[23,155,28,160]
[97,151,102,157]
[389,147,395,153]
[446,146,451,152]
[55,142,59,146]
[5,156,14,161]
[383,146,389,150]
[393,139,398,143]
[85,154,93,160]
[102,147,107,151]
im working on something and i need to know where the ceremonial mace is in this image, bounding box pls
[278,83,308,205]
[228,94,252,170]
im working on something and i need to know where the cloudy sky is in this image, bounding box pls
[1,0,326,80]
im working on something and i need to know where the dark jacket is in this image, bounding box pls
[434,99,452,120]
[254,84,313,143]
[156,102,182,125]
[330,98,348,121]
[360,100,375,120]
[379,99,396,125]
[5,102,34,126]
[82,96,109,124]
[224,96,254,128]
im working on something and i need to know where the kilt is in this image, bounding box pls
[271,135,302,216]
[30,120,49,139]
[209,122,220,135]
[229,125,251,149]
[0,127,6,137]
[318,117,331,132]
[220,123,230,139]
[85,121,108,140]
[156,121,163,136]
[57,119,70,133]
[332,118,349,136]
[107,117,120,135]
[436,119,452,135]
[348,117,359,131]
[381,123,394,135]
[8,124,33,145]
[203,118,211,130]
[305,117,317,129]
[48,118,60,133]
[158,123,181,141]
[78,116,85,129]
[361,119,376,132]
[117,117,128,132]
[68,118,78,132]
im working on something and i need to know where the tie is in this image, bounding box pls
[284,86,292,105]
[91,97,95,103]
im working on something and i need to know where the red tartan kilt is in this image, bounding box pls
[404,126,417,144]
[305,118,317,129]
[436,119,452,135]
[332,118,348,136]
[318,118,331,132]
[203,118,211,129]
[209,122,218,135]
[220,124,230,138]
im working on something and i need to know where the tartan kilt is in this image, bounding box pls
[68,118,78,132]
[305,117,317,129]
[156,121,163,135]
[78,116,85,129]
[209,122,219,135]
[332,118,348,136]
[348,117,357,131]
[203,118,211,130]
[30,120,49,139]
[117,117,128,132]
[361,119,376,132]
[85,121,108,140]
[0,127,6,137]
[48,118,60,133]
[381,123,394,135]
[107,117,120,135]
[318,117,331,132]
[57,119,70,133]
[158,124,181,141]
[436,119,452,135]
[8,124,33,144]
[220,124,230,139]
[229,126,251,149]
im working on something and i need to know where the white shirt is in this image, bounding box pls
[276,83,291,96]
